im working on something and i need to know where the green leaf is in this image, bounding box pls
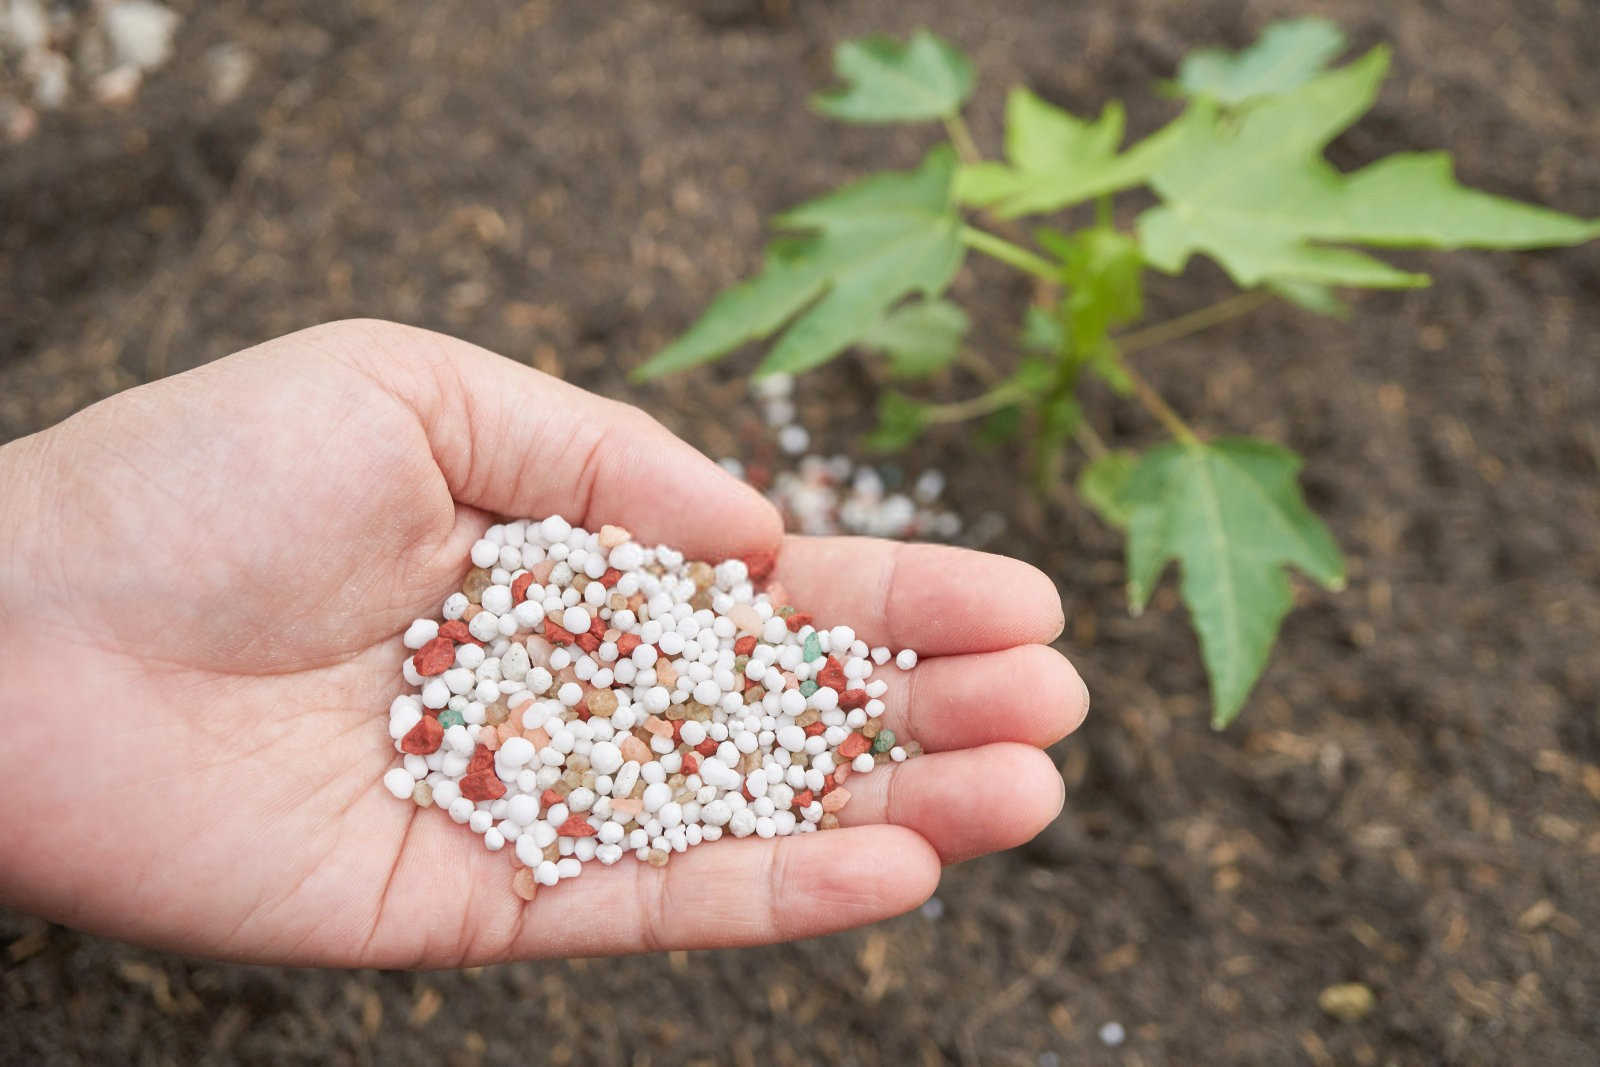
[1038,393,1083,446]
[1085,350,1133,395]
[966,354,1058,447]
[955,88,1185,218]
[812,30,974,124]
[1115,438,1345,727]
[1029,225,1141,395]
[860,299,970,377]
[633,147,965,380]
[1138,48,1600,290]
[1009,354,1058,395]
[1020,304,1064,355]
[1045,224,1144,347]
[977,404,1023,446]
[1078,450,1140,529]
[1267,279,1350,319]
[1174,17,1347,106]
[863,391,930,453]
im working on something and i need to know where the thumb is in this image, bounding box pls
[307,319,782,564]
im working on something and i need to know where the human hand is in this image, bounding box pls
[0,320,1087,967]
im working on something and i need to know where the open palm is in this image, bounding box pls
[0,320,1085,967]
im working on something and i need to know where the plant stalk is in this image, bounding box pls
[959,349,1003,385]
[1113,290,1273,356]
[924,383,1027,423]
[1074,421,1110,459]
[961,226,1060,282]
[943,114,982,164]
[1116,356,1199,445]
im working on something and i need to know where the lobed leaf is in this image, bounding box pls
[1077,450,1140,529]
[860,299,970,378]
[1174,17,1347,106]
[955,88,1185,218]
[1138,49,1600,290]
[633,147,965,381]
[1111,438,1345,727]
[1267,279,1350,319]
[812,30,974,124]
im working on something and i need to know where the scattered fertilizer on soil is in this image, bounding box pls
[383,515,922,899]
[722,372,963,540]
[0,0,188,135]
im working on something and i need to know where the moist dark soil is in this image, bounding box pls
[3,1,1598,1064]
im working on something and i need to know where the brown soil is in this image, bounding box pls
[3,1,1598,1064]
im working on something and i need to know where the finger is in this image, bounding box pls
[303,319,783,563]
[772,537,1065,655]
[503,824,939,957]
[872,644,1090,753]
[834,743,1065,864]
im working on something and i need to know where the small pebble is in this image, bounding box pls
[1318,982,1375,1021]
[1098,1022,1125,1047]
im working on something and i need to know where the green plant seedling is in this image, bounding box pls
[634,22,1598,727]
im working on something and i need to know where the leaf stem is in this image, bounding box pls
[943,114,982,164]
[1117,357,1199,445]
[959,349,1003,385]
[961,226,1060,281]
[1094,194,1114,228]
[1074,421,1110,459]
[924,383,1026,423]
[1113,290,1273,356]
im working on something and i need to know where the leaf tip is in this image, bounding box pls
[1357,42,1394,75]
[808,89,841,118]
[1209,689,1248,730]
